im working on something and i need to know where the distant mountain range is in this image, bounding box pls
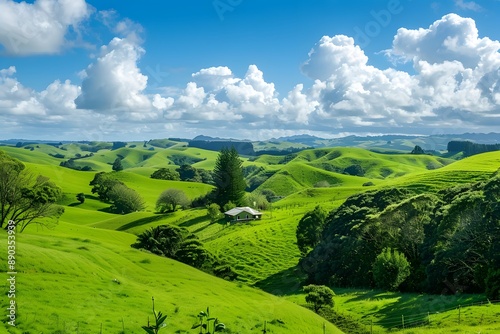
[266,133,500,152]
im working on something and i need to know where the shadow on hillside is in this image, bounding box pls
[343,290,398,303]
[117,213,173,231]
[97,206,114,213]
[68,202,82,207]
[178,215,209,228]
[343,289,483,329]
[376,293,481,327]
[254,266,305,296]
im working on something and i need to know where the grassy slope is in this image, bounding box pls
[2,146,500,333]
[255,147,454,196]
[0,222,341,334]
[285,288,500,334]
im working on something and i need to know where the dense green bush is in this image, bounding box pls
[344,164,364,176]
[151,168,180,181]
[303,284,335,313]
[372,248,410,291]
[133,225,237,281]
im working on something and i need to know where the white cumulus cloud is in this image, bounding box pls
[286,13,500,134]
[75,37,152,112]
[0,0,91,55]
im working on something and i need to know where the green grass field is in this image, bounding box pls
[0,222,341,333]
[1,143,499,333]
[285,288,500,334]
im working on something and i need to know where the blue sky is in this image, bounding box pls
[1,0,500,140]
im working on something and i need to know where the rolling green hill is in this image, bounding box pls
[0,222,341,333]
[1,144,499,333]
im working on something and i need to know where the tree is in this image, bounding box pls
[150,168,180,181]
[304,285,335,313]
[372,248,410,291]
[207,203,222,223]
[0,151,64,231]
[112,157,124,171]
[411,145,426,154]
[108,184,145,214]
[133,225,236,280]
[296,206,327,256]
[176,164,200,182]
[213,146,247,207]
[76,193,85,204]
[133,225,184,257]
[89,172,124,201]
[198,169,214,185]
[344,164,365,176]
[112,141,127,150]
[156,189,190,213]
[245,192,269,210]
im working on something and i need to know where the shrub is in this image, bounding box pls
[304,284,335,313]
[372,248,410,291]
[344,164,365,176]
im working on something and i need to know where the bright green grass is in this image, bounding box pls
[0,223,342,334]
[255,147,454,196]
[285,288,500,334]
[385,151,500,192]
[440,151,500,171]
[0,146,61,165]
[60,204,114,225]
[24,162,96,194]
[109,172,213,210]
[2,146,500,333]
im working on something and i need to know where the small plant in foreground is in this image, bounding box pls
[191,307,225,333]
[142,297,167,334]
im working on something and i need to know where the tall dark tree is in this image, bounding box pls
[112,157,123,171]
[296,206,327,256]
[411,145,426,154]
[176,164,201,182]
[213,147,246,207]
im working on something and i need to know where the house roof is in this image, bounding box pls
[224,206,262,216]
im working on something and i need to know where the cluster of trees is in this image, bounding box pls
[0,151,64,232]
[133,225,237,280]
[59,152,96,171]
[343,164,365,176]
[151,165,213,185]
[89,172,145,214]
[448,141,500,157]
[299,172,500,298]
